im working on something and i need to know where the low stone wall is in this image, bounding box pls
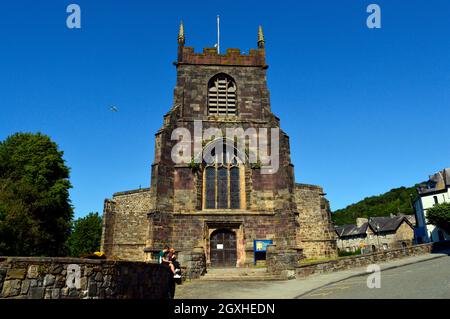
[180,247,207,280]
[145,246,207,280]
[296,243,435,278]
[266,245,302,278]
[0,257,174,299]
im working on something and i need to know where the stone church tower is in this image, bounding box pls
[101,23,336,276]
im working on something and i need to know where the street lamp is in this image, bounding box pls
[376,225,381,251]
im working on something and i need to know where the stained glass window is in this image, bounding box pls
[205,167,216,209]
[230,167,240,209]
[203,142,242,210]
[217,167,228,209]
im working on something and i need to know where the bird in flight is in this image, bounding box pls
[110,106,118,112]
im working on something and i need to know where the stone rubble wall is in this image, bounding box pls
[295,184,338,259]
[182,247,207,279]
[295,243,434,278]
[266,244,301,279]
[0,257,174,299]
[101,188,153,261]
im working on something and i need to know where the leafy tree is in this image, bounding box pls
[332,186,419,225]
[426,203,450,234]
[0,132,73,256]
[66,212,102,257]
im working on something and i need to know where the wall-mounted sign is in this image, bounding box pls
[254,240,273,252]
[217,244,224,250]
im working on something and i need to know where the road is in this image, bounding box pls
[175,254,450,299]
[300,255,450,299]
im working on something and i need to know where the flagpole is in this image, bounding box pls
[217,15,220,54]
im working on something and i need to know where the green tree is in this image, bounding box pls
[426,202,450,234]
[332,186,418,225]
[66,212,102,257]
[0,132,73,256]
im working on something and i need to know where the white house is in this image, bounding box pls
[414,168,450,243]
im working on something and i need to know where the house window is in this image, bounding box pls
[427,181,437,189]
[433,196,438,205]
[208,74,237,116]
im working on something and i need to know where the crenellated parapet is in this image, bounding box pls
[176,47,267,68]
[176,22,266,68]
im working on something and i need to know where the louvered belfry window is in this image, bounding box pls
[208,74,237,115]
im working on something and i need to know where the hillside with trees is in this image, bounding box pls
[66,212,102,257]
[332,186,420,226]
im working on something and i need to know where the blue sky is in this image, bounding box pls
[1,1,449,218]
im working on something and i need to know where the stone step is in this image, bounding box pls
[198,267,287,281]
[199,275,287,281]
[203,271,270,276]
[204,267,268,274]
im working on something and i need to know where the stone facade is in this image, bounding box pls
[0,257,174,299]
[101,188,152,261]
[295,184,337,259]
[266,245,301,279]
[335,216,415,253]
[101,24,337,277]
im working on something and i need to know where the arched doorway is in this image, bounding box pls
[210,229,237,267]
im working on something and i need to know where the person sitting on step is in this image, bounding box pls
[168,248,182,279]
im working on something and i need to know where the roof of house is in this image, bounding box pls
[404,214,417,227]
[335,223,368,237]
[368,216,412,233]
[417,168,450,195]
[335,215,413,238]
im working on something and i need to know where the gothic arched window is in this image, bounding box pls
[203,141,242,209]
[208,74,237,116]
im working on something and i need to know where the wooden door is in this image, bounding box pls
[210,229,237,267]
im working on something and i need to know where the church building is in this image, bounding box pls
[101,23,337,276]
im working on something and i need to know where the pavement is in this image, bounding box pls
[301,254,450,298]
[175,251,450,299]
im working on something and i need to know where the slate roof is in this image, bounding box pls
[335,223,368,237]
[417,168,450,195]
[404,214,417,227]
[335,215,413,238]
[369,216,409,233]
